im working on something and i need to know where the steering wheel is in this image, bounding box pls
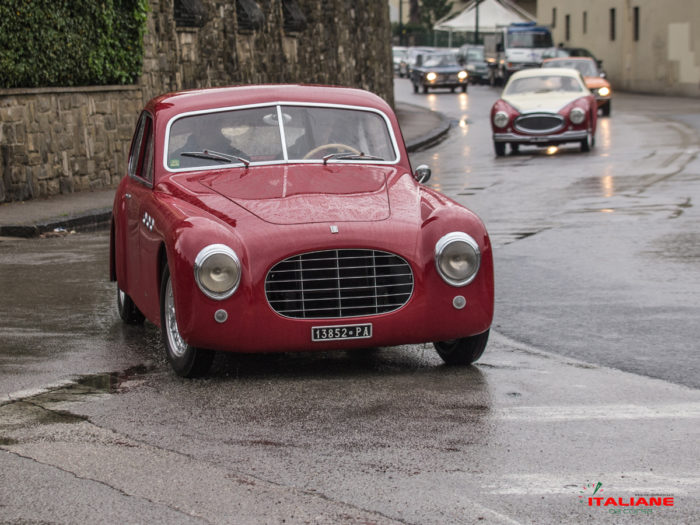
[303,143,361,160]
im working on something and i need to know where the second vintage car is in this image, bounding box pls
[490,68,598,156]
[411,52,469,93]
[111,85,494,377]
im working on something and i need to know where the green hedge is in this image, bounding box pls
[0,0,149,89]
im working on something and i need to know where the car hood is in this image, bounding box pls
[584,76,610,90]
[502,92,580,113]
[197,164,392,225]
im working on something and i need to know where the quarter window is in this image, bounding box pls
[127,112,154,184]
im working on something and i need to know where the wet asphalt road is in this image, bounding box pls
[1,83,699,524]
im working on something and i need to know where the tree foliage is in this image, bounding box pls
[0,0,149,88]
[420,0,453,30]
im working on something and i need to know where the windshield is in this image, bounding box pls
[505,74,584,95]
[466,48,484,61]
[166,105,397,170]
[423,54,460,67]
[543,59,598,77]
[507,30,554,49]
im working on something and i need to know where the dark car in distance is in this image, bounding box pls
[458,45,488,84]
[411,53,469,93]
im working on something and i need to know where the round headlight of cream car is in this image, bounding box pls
[426,72,438,82]
[493,111,509,128]
[194,244,241,299]
[435,232,481,286]
[570,107,586,125]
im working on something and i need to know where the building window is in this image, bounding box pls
[583,11,587,34]
[282,0,307,33]
[565,14,570,41]
[633,7,640,41]
[552,7,557,28]
[174,0,206,28]
[610,8,616,41]
[236,0,264,31]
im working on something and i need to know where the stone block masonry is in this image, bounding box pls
[0,0,393,202]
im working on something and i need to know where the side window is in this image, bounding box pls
[127,112,154,185]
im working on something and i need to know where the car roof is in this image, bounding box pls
[543,57,595,63]
[510,67,582,80]
[146,84,393,119]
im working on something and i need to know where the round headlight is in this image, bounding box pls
[598,86,610,97]
[493,111,509,128]
[426,72,437,82]
[458,70,468,80]
[435,232,481,286]
[570,107,586,125]
[194,244,241,300]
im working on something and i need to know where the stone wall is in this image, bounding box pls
[0,0,393,203]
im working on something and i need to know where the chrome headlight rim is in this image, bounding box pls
[194,244,241,300]
[493,111,509,128]
[570,107,586,125]
[434,232,481,287]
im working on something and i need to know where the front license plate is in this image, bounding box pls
[312,323,372,342]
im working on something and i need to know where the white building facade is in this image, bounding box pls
[538,0,700,97]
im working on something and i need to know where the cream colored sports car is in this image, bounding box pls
[490,68,598,156]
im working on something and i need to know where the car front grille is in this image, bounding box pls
[265,249,414,319]
[514,114,565,134]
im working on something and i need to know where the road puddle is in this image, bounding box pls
[0,364,154,439]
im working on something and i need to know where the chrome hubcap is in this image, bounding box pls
[165,278,187,358]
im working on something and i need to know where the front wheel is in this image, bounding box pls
[461,84,467,93]
[160,265,214,378]
[494,141,506,157]
[117,285,145,325]
[434,330,490,365]
[602,102,611,116]
[580,130,594,152]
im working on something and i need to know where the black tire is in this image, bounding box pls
[160,264,214,378]
[510,143,519,154]
[413,82,418,94]
[602,102,611,116]
[494,141,506,157]
[461,84,467,93]
[422,85,429,94]
[450,87,455,93]
[117,285,145,325]
[434,330,489,365]
[580,131,593,152]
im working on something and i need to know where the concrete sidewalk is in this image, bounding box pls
[0,102,450,238]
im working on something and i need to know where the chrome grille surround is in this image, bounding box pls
[265,249,414,319]
[514,113,565,134]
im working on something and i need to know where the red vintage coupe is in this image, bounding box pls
[491,68,598,156]
[111,85,494,377]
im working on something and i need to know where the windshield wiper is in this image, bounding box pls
[181,150,249,167]
[322,152,384,165]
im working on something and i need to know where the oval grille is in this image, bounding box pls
[514,114,564,134]
[265,249,414,319]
